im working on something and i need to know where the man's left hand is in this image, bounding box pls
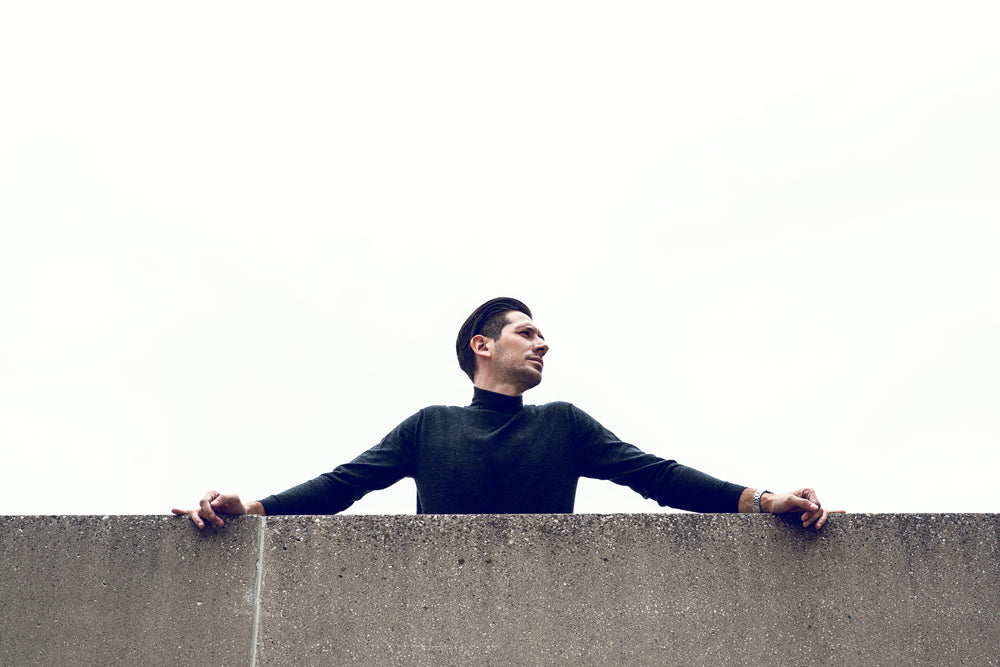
[763,488,844,530]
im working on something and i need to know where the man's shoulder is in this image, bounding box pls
[525,400,581,416]
[529,399,575,409]
[530,400,603,425]
[420,402,472,411]
[414,403,474,418]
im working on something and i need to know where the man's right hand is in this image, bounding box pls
[171,490,253,528]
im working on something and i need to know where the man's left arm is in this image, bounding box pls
[569,405,843,529]
[738,487,844,530]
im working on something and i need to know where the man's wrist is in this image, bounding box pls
[759,492,774,514]
[738,488,755,513]
[245,501,265,516]
[739,488,774,513]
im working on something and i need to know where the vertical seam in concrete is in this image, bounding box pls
[249,516,266,667]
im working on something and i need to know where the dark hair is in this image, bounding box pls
[456,297,533,381]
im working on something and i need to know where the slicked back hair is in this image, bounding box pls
[456,297,533,381]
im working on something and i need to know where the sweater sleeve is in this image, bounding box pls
[259,411,420,516]
[571,405,744,513]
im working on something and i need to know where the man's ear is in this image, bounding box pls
[470,334,492,360]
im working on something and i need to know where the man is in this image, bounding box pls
[174,297,839,529]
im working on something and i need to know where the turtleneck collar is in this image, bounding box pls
[470,386,524,414]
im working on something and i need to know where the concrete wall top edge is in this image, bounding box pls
[3,513,998,665]
[2,511,997,519]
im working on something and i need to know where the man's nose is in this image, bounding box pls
[535,340,549,356]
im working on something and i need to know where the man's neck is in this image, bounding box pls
[473,378,527,397]
[470,385,524,414]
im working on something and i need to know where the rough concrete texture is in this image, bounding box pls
[2,514,998,666]
[257,513,1000,666]
[0,515,260,666]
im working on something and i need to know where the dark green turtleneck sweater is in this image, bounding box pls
[259,387,745,515]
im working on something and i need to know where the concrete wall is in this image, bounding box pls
[2,514,997,665]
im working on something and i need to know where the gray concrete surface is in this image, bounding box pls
[0,515,260,666]
[257,513,1000,665]
[2,514,998,665]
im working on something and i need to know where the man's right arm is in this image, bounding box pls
[173,411,422,527]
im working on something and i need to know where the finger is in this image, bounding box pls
[199,495,224,527]
[790,488,821,508]
[814,509,846,530]
[210,495,232,511]
[788,494,820,514]
[200,491,225,525]
[170,508,206,529]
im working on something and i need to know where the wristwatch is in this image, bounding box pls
[752,489,771,513]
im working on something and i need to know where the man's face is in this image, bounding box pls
[491,311,549,393]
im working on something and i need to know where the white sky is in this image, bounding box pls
[2,3,998,517]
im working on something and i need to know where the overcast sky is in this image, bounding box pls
[2,3,998,517]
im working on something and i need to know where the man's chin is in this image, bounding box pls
[521,370,543,391]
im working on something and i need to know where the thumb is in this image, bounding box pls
[774,492,819,514]
[790,494,820,512]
